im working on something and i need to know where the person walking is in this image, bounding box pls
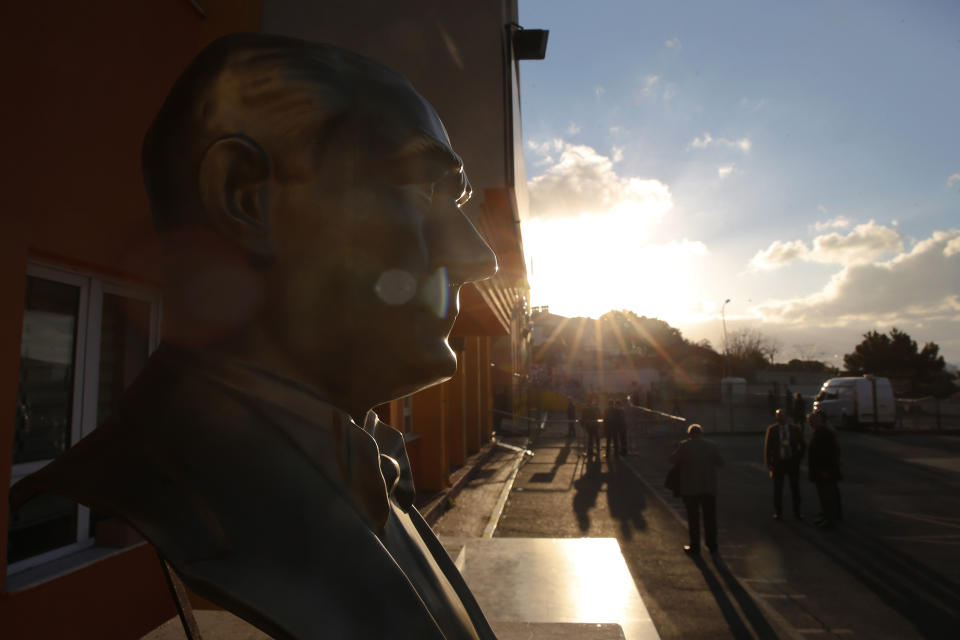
[604,399,627,457]
[792,392,807,434]
[807,411,842,529]
[765,408,806,520]
[566,399,577,438]
[581,396,601,458]
[669,424,724,555]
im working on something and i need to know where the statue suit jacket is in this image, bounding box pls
[11,346,496,640]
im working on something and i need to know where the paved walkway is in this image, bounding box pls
[435,414,788,639]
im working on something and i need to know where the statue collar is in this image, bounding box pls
[160,345,417,528]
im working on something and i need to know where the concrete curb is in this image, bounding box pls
[419,441,500,526]
[481,450,526,538]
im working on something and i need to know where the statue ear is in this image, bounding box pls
[199,135,274,259]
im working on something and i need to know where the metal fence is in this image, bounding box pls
[624,397,960,435]
[896,397,960,431]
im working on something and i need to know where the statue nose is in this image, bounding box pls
[430,209,498,286]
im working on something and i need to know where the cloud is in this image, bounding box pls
[690,133,712,148]
[717,164,735,179]
[749,240,810,271]
[749,221,902,271]
[948,173,960,188]
[944,235,960,257]
[665,37,682,49]
[611,146,624,162]
[526,139,673,221]
[632,75,663,104]
[527,138,564,166]
[662,84,676,101]
[690,132,751,152]
[567,122,581,135]
[812,216,852,232]
[595,86,606,97]
[809,220,902,264]
[739,97,767,111]
[752,229,960,327]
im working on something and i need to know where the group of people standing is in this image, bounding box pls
[768,387,808,426]
[567,396,628,458]
[669,408,844,557]
[763,408,843,529]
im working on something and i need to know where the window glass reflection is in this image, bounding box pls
[13,277,80,465]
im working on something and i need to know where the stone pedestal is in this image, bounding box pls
[143,538,657,640]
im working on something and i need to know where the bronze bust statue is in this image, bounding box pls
[12,33,498,639]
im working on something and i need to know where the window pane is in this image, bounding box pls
[96,293,151,423]
[13,277,80,464]
[6,492,79,565]
[89,293,152,537]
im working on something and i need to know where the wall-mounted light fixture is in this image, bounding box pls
[512,27,549,60]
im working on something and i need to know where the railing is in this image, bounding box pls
[626,406,687,445]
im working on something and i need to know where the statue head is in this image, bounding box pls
[142,33,497,419]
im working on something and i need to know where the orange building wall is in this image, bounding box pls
[465,337,482,453]
[0,0,262,628]
[409,384,447,492]
[444,356,467,471]
[480,337,493,441]
[0,545,176,640]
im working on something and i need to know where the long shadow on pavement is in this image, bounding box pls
[711,556,779,639]
[794,522,960,639]
[606,458,648,540]
[688,554,757,640]
[572,456,603,532]
[571,454,649,538]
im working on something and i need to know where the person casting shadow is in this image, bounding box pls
[669,423,724,555]
[765,408,806,520]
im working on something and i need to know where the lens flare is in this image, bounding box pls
[374,269,417,305]
[422,267,450,318]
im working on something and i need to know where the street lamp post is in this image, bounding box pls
[721,298,732,431]
[721,298,730,377]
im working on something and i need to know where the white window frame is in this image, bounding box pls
[7,262,160,575]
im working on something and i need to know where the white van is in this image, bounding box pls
[813,376,896,428]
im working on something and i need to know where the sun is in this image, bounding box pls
[523,212,713,324]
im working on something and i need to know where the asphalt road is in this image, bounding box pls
[494,418,960,639]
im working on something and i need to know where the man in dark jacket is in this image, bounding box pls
[604,399,627,458]
[792,392,807,434]
[669,424,724,555]
[581,396,601,458]
[764,408,806,520]
[808,411,842,529]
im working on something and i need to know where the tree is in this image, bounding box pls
[724,327,781,377]
[844,328,953,396]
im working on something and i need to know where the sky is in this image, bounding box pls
[516,0,960,366]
